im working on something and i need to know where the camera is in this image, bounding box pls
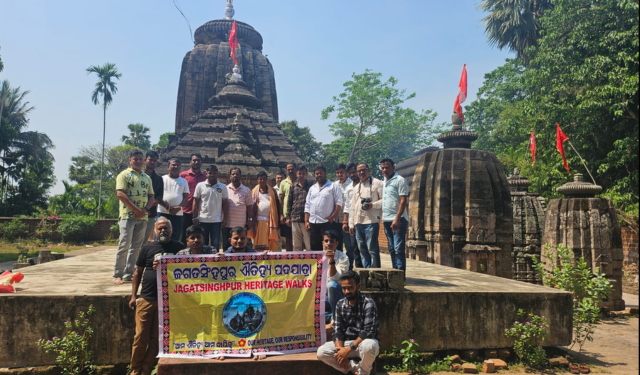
[361,198,372,210]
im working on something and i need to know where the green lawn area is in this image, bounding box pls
[0,242,84,263]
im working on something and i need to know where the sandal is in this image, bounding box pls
[569,363,580,374]
[579,364,590,374]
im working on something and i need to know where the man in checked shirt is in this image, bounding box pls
[317,270,379,375]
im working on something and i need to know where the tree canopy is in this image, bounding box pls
[321,70,443,176]
[121,123,151,151]
[468,0,639,225]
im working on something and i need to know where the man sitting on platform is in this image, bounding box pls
[317,270,380,375]
[323,230,349,318]
[225,226,259,254]
[129,217,184,375]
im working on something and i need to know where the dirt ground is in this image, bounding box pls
[378,316,639,375]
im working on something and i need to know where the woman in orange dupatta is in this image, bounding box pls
[248,171,280,252]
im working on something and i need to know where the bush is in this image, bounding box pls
[57,216,97,242]
[0,219,28,242]
[505,309,549,368]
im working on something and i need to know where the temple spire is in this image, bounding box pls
[224,0,235,19]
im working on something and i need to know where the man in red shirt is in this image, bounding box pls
[179,153,206,243]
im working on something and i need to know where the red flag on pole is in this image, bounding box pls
[454,64,467,120]
[229,20,238,65]
[556,123,570,174]
[530,131,536,165]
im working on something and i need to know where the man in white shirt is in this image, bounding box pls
[323,230,349,318]
[273,171,284,195]
[157,158,189,241]
[333,163,351,252]
[342,163,363,269]
[348,163,383,268]
[304,165,343,251]
[192,165,229,250]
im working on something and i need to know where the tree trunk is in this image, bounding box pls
[98,103,106,219]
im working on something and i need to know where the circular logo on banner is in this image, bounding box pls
[222,292,267,338]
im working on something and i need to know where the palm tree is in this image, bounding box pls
[121,123,151,151]
[87,62,122,219]
[479,0,553,63]
[0,80,54,202]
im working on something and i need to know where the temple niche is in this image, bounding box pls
[163,16,301,178]
[541,174,625,310]
[508,169,546,284]
[406,114,513,278]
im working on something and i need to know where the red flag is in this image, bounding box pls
[229,20,238,65]
[556,123,570,174]
[530,131,536,165]
[454,64,467,120]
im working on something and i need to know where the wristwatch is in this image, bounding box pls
[329,261,336,265]
[349,342,356,350]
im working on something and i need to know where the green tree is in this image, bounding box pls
[321,70,442,174]
[153,131,174,150]
[86,62,122,219]
[0,46,4,74]
[68,156,100,185]
[280,120,323,167]
[468,0,639,226]
[121,123,151,151]
[0,81,55,214]
[479,0,553,63]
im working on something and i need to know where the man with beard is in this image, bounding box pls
[129,217,184,375]
[278,162,297,251]
[142,151,163,243]
[317,270,379,375]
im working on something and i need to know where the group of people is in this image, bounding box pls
[115,149,396,375]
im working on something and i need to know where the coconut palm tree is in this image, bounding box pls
[0,80,54,203]
[86,62,122,219]
[479,0,553,63]
[121,123,151,151]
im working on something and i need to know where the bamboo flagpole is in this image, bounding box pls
[566,140,597,185]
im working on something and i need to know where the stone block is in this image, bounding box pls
[356,268,404,291]
[549,356,569,367]
[491,358,508,369]
[460,349,478,361]
[482,360,496,373]
[12,263,31,270]
[461,363,478,373]
[484,350,497,359]
[497,348,510,359]
[451,363,462,371]
[37,250,52,264]
[51,253,65,261]
[627,307,639,315]
[449,354,462,364]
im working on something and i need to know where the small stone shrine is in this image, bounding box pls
[508,169,546,284]
[163,12,301,178]
[542,173,625,310]
[407,114,513,278]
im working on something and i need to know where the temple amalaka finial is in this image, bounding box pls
[225,0,235,19]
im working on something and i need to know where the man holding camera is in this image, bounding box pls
[347,163,383,268]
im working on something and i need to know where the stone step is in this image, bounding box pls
[157,352,348,375]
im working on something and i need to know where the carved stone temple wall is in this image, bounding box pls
[542,174,625,311]
[163,18,301,179]
[508,170,546,284]
[406,115,513,278]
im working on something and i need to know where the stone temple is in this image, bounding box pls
[162,17,301,177]
[406,114,513,278]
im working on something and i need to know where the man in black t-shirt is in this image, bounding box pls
[129,217,184,375]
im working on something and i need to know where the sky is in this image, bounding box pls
[0,0,512,195]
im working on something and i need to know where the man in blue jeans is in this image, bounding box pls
[380,158,409,278]
[348,163,383,268]
[323,230,349,318]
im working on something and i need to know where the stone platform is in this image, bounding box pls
[0,248,573,368]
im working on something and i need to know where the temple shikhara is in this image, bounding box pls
[162,16,301,178]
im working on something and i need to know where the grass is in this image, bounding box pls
[0,241,84,263]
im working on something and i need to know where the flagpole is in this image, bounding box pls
[566,140,597,185]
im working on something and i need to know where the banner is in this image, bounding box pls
[157,251,327,358]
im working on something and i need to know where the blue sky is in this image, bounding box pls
[0,0,512,194]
